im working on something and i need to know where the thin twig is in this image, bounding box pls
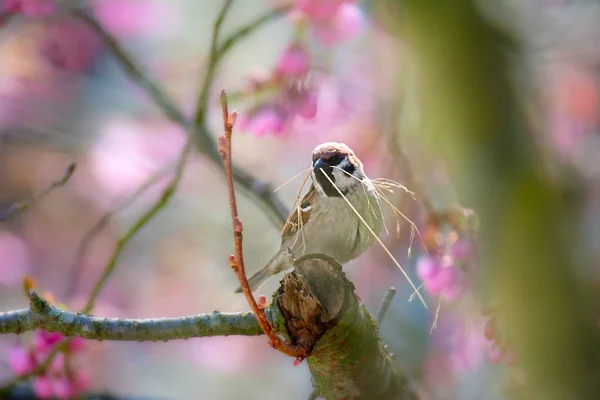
[81,139,193,314]
[218,90,307,358]
[66,164,174,298]
[0,162,76,221]
[0,1,288,391]
[0,141,193,391]
[71,10,187,128]
[193,0,235,131]
[429,296,442,334]
[376,287,397,324]
[72,5,289,227]
[216,5,292,59]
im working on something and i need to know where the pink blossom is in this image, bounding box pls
[33,331,63,353]
[32,376,53,399]
[295,0,349,21]
[88,118,186,204]
[241,108,285,136]
[93,0,180,38]
[450,239,472,263]
[52,376,74,399]
[416,256,439,280]
[5,0,55,16]
[423,265,458,295]
[312,3,364,46]
[427,315,487,375]
[68,337,86,352]
[440,280,464,302]
[4,0,21,12]
[488,343,503,364]
[71,370,90,391]
[283,84,320,119]
[447,322,487,372]
[48,351,65,374]
[0,231,30,286]
[483,318,497,341]
[275,43,311,78]
[296,90,318,118]
[8,345,36,375]
[40,19,102,72]
[549,65,599,160]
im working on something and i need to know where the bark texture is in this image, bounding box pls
[277,254,417,400]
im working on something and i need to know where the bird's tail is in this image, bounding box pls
[234,248,295,293]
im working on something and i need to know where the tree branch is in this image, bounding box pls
[0,289,262,340]
[0,260,418,399]
[375,287,397,324]
[70,10,187,128]
[71,5,290,227]
[0,1,290,391]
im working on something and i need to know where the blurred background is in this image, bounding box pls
[1,0,600,399]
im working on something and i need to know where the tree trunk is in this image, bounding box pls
[274,254,417,400]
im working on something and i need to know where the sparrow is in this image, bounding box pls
[237,142,384,293]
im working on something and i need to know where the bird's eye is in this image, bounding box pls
[330,155,343,164]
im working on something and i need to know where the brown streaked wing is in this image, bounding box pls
[280,184,317,242]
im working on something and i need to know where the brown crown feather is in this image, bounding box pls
[311,142,362,168]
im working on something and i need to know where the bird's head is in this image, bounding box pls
[311,142,366,197]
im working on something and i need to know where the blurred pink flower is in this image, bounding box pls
[32,376,53,399]
[550,65,600,160]
[450,239,472,263]
[275,43,311,78]
[51,375,73,399]
[71,370,89,392]
[420,256,459,295]
[4,0,55,16]
[440,280,464,302]
[40,19,102,72]
[448,324,487,372]
[68,337,86,352]
[295,0,350,21]
[488,342,503,364]
[296,89,318,118]
[92,0,180,38]
[88,117,186,205]
[240,82,319,136]
[48,351,65,374]
[239,107,285,136]
[33,330,63,353]
[311,3,364,46]
[416,255,439,280]
[0,231,30,286]
[429,315,487,375]
[8,344,36,375]
[9,330,89,397]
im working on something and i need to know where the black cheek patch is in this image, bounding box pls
[342,163,356,175]
[315,168,349,198]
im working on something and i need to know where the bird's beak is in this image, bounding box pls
[313,158,328,172]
